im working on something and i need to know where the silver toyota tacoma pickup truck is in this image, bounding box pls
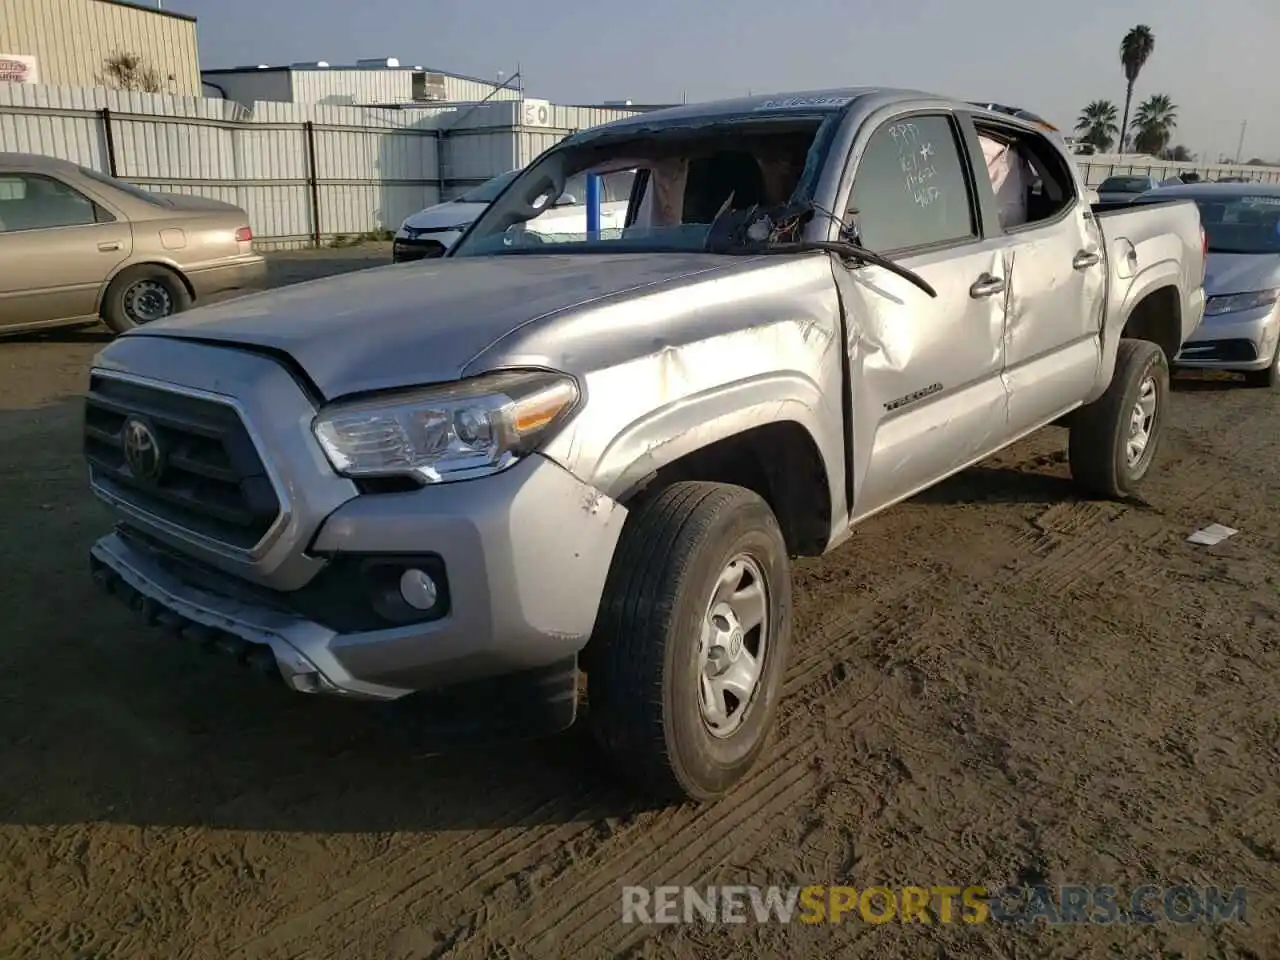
[83,88,1206,802]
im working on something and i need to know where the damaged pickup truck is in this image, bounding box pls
[83,87,1206,802]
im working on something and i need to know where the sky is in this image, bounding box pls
[175,0,1280,162]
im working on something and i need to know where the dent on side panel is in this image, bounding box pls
[830,248,1009,518]
[535,257,849,537]
[1001,227,1105,429]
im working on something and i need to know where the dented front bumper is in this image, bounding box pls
[88,454,628,703]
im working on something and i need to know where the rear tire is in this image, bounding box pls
[1243,342,1280,389]
[585,481,793,802]
[1069,338,1169,498]
[101,265,192,335]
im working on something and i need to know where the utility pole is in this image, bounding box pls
[1236,120,1248,164]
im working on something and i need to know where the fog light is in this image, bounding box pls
[399,568,439,610]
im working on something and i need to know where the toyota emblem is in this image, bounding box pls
[122,416,165,483]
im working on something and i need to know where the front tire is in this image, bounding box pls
[585,481,793,802]
[1069,338,1169,498]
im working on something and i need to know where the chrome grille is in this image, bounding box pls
[83,374,281,551]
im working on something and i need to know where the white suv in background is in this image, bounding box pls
[393,168,635,262]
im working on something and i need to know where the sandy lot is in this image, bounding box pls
[0,246,1276,959]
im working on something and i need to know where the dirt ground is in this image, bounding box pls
[0,245,1276,959]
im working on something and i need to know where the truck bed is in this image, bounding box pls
[1090,197,1206,352]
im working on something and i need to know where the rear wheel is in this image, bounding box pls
[585,481,793,802]
[1243,341,1280,389]
[1069,338,1169,498]
[101,265,192,334]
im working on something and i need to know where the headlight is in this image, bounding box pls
[312,370,579,483]
[1205,288,1280,316]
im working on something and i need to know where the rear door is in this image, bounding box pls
[0,171,131,329]
[831,110,1017,520]
[965,115,1106,434]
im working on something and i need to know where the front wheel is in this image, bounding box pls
[585,481,793,802]
[1069,338,1169,498]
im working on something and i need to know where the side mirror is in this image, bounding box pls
[554,194,578,208]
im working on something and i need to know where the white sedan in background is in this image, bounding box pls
[393,169,634,262]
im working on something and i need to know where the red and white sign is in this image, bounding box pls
[0,54,38,84]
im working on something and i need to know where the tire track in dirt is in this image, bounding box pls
[987,384,1273,601]
[468,667,896,959]
[232,561,951,959]
[228,780,621,958]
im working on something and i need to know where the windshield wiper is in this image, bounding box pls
[760,239,937,298]
[706,202,937,298]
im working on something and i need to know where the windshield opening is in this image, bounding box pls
[1191,195,1280,255]
[450,114,837,257]
[456,169,521,204]
[76,165,169,206]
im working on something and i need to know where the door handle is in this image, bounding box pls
[98,241,122,252]
[969,273,1005,298]
[1072,250,1101,269]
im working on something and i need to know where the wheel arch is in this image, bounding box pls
[97,260,196,315]
[1120,282,1183,362]
[613,419,835,558]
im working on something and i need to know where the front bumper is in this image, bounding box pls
[88,454,628,701]
[392,230,461,262]
[1175,304,1279,371]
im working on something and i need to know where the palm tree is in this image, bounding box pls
[1131,94,1178,156]
[1118,25,1155,153]
[1075,100,1120,152]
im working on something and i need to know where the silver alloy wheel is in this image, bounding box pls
[1126,375,1158,467]
[123,279,174,323]
[697,554,769,738]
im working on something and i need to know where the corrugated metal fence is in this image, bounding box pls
[1077,154,1280,187]
[3,83,1280,245]
[0,83,639,247]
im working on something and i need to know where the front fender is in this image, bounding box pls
[597,373,836,499]
[542,369,842,514]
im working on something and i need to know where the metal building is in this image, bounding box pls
[0,0,200,94]
[202,59,522,109]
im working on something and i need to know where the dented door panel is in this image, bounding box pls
[835,241,1011,520]
[1001,208,1106,433]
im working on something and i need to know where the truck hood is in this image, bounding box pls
[1204,252,1280,297]
[128,253,736,398]
[403,201,488,232]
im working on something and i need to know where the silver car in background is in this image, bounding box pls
[1132,182,1280,387]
